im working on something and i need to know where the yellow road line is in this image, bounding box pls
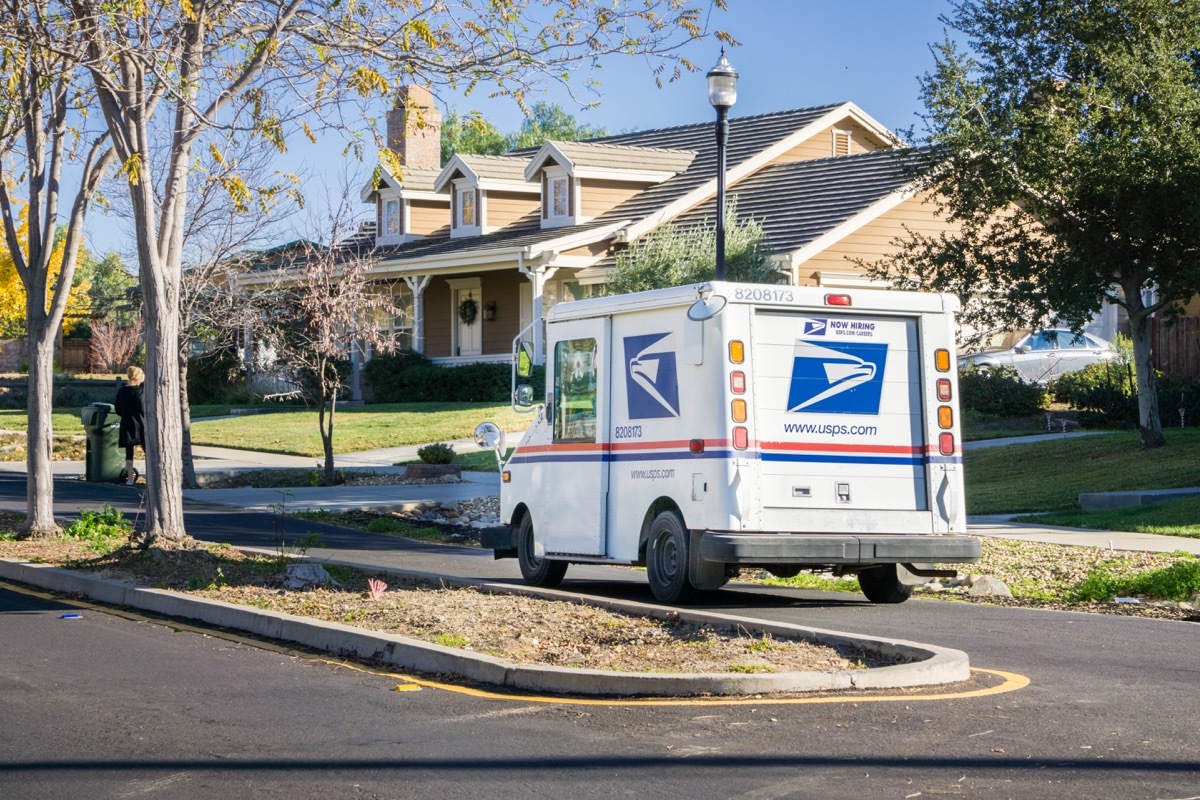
[2,578,1030,706]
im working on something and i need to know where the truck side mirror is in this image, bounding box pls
[516,342,533,378]
[514,384,535,408]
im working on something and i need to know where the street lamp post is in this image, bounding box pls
[707,49,738,281]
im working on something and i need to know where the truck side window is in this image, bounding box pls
[553,338,598,442]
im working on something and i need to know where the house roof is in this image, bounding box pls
[523,140,696,181]
[660,148,926,258]
[434,153,532,193]
[361,166,443,202]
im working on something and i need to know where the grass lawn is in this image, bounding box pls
[1011,494,1200,538]
[190,402,530,457]
[399,446,515,473]
[0,409,91,434]
[965,428,1200,515]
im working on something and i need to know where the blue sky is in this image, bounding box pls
[85,0,958,258]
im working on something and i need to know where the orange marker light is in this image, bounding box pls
[938,406,954,429]
[937,378,952,401]
[935,349,951,372]
[729,340,745,363]
[502,471,511,483]
[730,371,746,394]
[731,399,747,422]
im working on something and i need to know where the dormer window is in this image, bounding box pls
[550,175,570,218]
[383,198,401,236]
[459,187,477,227]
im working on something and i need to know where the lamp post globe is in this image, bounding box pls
[707,50,738,280]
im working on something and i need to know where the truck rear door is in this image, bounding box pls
[751,310,928,512]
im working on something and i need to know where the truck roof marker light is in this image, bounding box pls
[731,399,747,422]
[689,439,705,454]
[733,426,749,450]
[825,293,852,306]
[939,433,955,456]
[730,371,746,393]
[935,349,951,372]
[938,405,954,429]
[729,340,744,363]
[937,378,952,401]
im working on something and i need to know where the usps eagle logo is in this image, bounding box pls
[624,333,680,419]
[786,339,888,415]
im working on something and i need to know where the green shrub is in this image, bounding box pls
[64,505,131,552]
[1068,558,1200,602]
[417,442,456,464]
[187,348,248,405]
[1052,361,1200,429]
[363,351,545,403]
[958,363,1047,417]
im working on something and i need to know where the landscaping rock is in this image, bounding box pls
[283,563,334,590]
[967,576,1013,597]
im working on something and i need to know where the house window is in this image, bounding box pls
[459,188,477,228]
[364,287,413,355]
[383,199,400,236]
[832,129,852,156]
[550,176,570,218]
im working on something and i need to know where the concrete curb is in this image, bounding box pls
[0,556,971,697]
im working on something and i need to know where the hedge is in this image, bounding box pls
[363,350,545,403]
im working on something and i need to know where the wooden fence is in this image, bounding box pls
[1152,316,1200,379]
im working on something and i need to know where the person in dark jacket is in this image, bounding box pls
[114,365,145,485]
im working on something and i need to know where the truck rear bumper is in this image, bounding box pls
[699,533,981,565]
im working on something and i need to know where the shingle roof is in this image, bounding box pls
[450,153,528,184]
[541,140,696,175]
[666,148,928,256]
[387,166,441,193]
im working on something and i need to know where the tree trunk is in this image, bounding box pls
[22,304,61,539]
[1123,280,1166,450]
[180,356,199,490]
[319,385,337,486]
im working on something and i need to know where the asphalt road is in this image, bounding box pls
[2,475,1199,799]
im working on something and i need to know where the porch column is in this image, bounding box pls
[520,264,558,365]
[403,274,432,354]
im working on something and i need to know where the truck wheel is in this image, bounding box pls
[857,565,914,604]
[646,511,695,604]
[516,514,567,588]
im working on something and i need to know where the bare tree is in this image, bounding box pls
[88,319,143,374]
[0,1,115,537]
[251,206,402,486]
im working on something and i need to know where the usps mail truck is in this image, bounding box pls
[475,282,981,604]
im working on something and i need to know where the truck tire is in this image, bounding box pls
[857,565,914,604]
[646,510,695,604]
[517,513,567,588]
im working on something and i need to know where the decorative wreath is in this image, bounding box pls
[458,296,478,326]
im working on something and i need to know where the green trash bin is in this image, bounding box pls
[81,402,123,482]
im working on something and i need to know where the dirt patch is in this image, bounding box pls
[0,534,898,675]
[0,431,86,461]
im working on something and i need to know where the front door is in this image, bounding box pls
[454,287,482,357]
[539,316,610,557]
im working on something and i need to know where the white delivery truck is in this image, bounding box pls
[475,282,981,604]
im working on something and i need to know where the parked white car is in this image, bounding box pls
[958,329,1117,384]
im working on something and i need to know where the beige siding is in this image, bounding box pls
[797,192,957,283]
[580,179,645,217]
[769,122,890,165]
[408,200,449,236]
[486,191,540,230]
[423,271,525,358]
[563,240,611,258]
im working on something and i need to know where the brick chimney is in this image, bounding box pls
[386,86,442,171]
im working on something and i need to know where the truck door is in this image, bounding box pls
[541,317,610,556]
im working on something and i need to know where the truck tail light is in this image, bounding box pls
[729,340,744,363]
[733,427,749,450]
[935,349,951,372]
[938,406,953,429]
[731,399,747,422]
[825,293,851,306]
[689,439,705,454]
[939,433,955,455]
[730,371,746,393]
[937,378,952,401]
